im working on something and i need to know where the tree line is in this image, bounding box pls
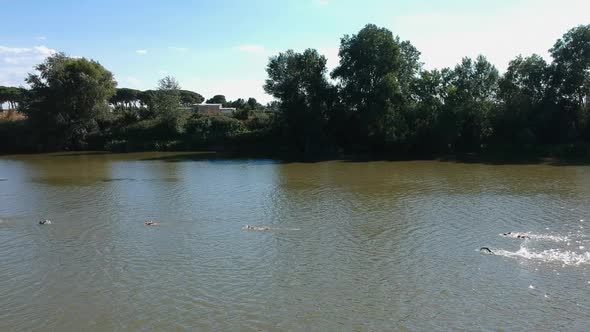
[1,23,589,158]
[265,23,590,156]
[0,86,26,110]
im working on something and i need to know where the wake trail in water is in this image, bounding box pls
[491,230,590,266]
[494,247,590,266]
[501,232,570,242]
[242,225,300,232]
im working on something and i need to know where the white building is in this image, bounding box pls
[193,104,236,115]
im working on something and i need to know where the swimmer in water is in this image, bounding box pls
[243,225,269,231]
[39,219,51,225]
[503,232,530,240]
[480,247,494,254]
[144,220,159,226]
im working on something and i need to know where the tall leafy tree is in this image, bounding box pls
[496,54,549,144]
[206,95,227,105]
[110,88,141,109]
[407,69,446,151]
[247,97,260,109]
[547,24,590,141]
[397,37,423,97]
[0,86,26,110]
[179,90,204,106]
[23,53,116,149]
[332,24,420,146]
[154,76,185,135]
[441,56,499,150]
[265,49,334,152]
[550,24,590,105]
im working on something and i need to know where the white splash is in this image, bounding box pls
[495,247,590,266]
[501,232,570,242]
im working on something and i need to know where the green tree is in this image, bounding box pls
[441,55,499,150]
[23,53,116,149]
[407,69,446,152]
[265,49,334,152]
[179,90,204,106]
[332,24,418,146]
[206,95,227,105]
[547,24,590,141]
[110,88,141,109]
[247,97,260,110]
[496,54,549,145]
[138,90,157,114]
[227,98,246,109]
[0,86,26,110]
[154,76,185,135]
[397,37,423,97]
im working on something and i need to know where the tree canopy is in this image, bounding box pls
[206,95,227,105]
[0,86,26,110]
[265,49,334,152]
[22,53,116,149]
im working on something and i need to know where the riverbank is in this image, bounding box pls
[3,144,589,167]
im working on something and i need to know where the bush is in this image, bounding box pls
[185,114,247,144]
[0,119,34,153]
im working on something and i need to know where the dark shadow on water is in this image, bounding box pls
[138,151,590,166]
[546,158,590,166]
[51,151,115,157]
[139,152,284,165]
[10,149,587,167]
[437,153,590,167]
[437,153,546,165]
[139,152,441,164]
[101,178,137,182]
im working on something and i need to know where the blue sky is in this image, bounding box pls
[1,0,588,103]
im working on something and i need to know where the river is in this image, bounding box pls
[1,152,589,331]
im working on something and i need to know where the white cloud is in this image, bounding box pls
[234,44,269,55]
[0,46,33,54]
[0,45,56,57]
[135,49,148,55]
[33,46,57,57]
[3,57,21,64]
[0,45,57,85]
[0,66,30,86]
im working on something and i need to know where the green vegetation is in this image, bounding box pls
[1,24,589,159]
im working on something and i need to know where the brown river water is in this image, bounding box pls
[1,152,590,331]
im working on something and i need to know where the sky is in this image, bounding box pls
[1,0,588,103]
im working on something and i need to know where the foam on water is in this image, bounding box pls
[501,232,570,242]
[489,230,590,266]
[495,247,590,266]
